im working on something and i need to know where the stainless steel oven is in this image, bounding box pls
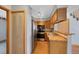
[37,25,45,39]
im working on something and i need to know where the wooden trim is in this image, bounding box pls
[0,6,10,11]
[7,10,11,54]
[11,11,24,13]
[23,11,25,53]
[68,19,70,37]
[0,6,10,54]
[58,7,67,10]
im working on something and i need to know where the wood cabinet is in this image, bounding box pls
[49,8,67,26]
[45,32,67,54]
[49,40,67,54]
[56,8,67,23]
[45,20,50,29]
[50,10,58,25]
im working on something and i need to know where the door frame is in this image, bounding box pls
[11,10,25,53]
[0,6,10,54]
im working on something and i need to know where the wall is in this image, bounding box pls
[26,6,32,54]
[0,19,6,41]
[0,9,6,41]
[65,5,79,53]
[67,5,79,45]
[57,20,69,34]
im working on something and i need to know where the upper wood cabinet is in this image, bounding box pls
[49,9,58,27]
[56,8,67,23]
[49,8,67,26]
[52,10,58,24]
[45,20,50,29]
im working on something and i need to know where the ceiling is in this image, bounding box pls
[30,5,56,20]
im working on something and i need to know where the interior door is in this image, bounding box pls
[11,11,25,54]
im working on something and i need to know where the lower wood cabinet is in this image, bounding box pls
[49,40,67,54]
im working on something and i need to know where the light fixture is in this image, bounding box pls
[38,11,41,17]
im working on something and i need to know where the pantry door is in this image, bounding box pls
[11,11,25,54]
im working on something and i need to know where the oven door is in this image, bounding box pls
[37,32,45,38]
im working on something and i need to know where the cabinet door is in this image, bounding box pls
[57,8,67,22]
[49,40,67,54]
[45,20,50,29]
[52,10,58,24]
[49,10,57,27]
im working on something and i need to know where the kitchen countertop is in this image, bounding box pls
[45,32,67,41]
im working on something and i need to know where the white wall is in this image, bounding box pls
[0,9,6,41]
[67,5,79,45]
[26,6,32,54]
[0,20,6,41]
[67,5,79,53]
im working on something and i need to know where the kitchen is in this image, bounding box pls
[31,6,69,54]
